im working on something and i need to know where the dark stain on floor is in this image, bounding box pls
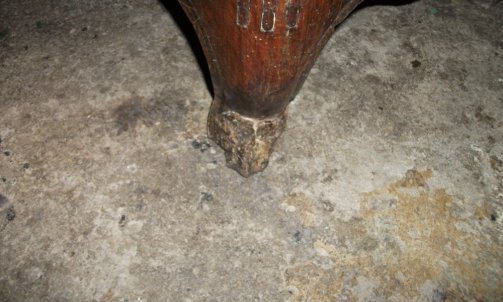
[112,95,189,135]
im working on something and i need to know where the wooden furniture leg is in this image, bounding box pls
[178,0,363,176]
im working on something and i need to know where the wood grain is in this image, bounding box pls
[179,0,363,118]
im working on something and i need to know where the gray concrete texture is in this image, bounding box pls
[0,0,502,301]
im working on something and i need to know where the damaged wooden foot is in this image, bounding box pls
[208,98,287,177]
[178,0,364,176]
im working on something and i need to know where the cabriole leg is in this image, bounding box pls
[178,0,363,176]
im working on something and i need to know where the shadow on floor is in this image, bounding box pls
[357,0,418,10]
[157,0,214,97]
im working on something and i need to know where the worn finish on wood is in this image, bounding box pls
[179,0,364,175]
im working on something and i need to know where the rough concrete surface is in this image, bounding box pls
[0,0,502,301]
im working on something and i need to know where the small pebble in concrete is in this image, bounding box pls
[490,213,497,222]
[200,192,213,202]
[320,200,334,212]
[6,207,16,221]
[119,214,127,227]
[0,194,16,227]
[200,142,210,152]
[126,164,137,173]
[191,139,211,153]
[293,231,302,243]
[191,140,201,149]
[0,193,10,210]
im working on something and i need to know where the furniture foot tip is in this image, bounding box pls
[208,99,287,177]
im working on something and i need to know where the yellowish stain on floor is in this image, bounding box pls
[284,169,502,301]
[284,262,344,302]
[284,192,316,227]
[362,169,501,300]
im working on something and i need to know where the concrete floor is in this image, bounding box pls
[0,0,502,301]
